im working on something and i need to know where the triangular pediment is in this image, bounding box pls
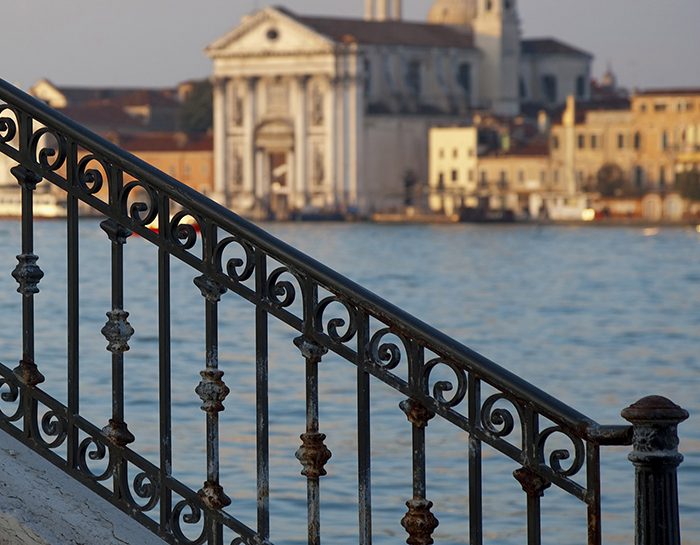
[206,7,336,58]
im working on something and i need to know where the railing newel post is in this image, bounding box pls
[621,395,688,545]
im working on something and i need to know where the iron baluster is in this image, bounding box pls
[294,279,331,545]
[255,249,270,540]
[194,223,231,545]
[357,310,372,545]
[586,443,602,545]
[158,197,173,534]
[514,406,547,545]
[468,375,483,545]
[66,141,80,472]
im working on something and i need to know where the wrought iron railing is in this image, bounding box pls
[0,77,689,545]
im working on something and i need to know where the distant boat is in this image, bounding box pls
[458,207,517,223]
[0,189,67,218]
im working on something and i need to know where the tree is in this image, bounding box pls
[596,163,626,197]
[675,169,700,201]
[178,79,212,133]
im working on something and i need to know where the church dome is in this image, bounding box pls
[427,0,477,26]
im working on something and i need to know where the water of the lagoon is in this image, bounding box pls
[0,219,698,545]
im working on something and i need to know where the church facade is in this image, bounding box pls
[207,0,591,217]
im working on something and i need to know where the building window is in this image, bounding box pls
[457,63,472,103]
[659,165,666,188]
[451,169,458,182]
[504,0,512,9]
[406,60,421,96]
[576,75,586,98]
[519,77,527,99]
[661,130,669,150]
[654,102,667,112]
[640,103,647,113]
[577,134,585,149]
[437,172,445,189]
[518,170,524,182]
[553,170,559,183]
[633,132,641,150]
[552,135,559,149]
[468,169,474,181]
[541,74,557,104]
[540,170,546,183]
[439,148,444,158]
[485,0,493,11]
[498,170,507,189]
[479,171,487,188]
[453,148,458,158]
[590,134,598,148]
[617,133,625,149]
[634,166,645,189]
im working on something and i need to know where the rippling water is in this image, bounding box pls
[0,220,698,544]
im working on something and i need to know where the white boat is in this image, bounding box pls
[0,188,67,218]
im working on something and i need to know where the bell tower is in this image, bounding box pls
[473,0,520,116]
[365,0,402,20]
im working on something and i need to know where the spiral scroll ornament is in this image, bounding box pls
[213,236,255,282]
[315,296,358,343]
[120,180,158,226]
[422,358,467,408]
[266,267,298,308]
[535,426,585,478]
[77,435,113,481]
[126,471,160,512]
[170,210,201,250]
[171,499,206,545]
[366,328,405,370]
[34,409,68,449]
[0,105,17,144]
[77,155,106,195]
[481,393,518,438]
[30,127,66,171]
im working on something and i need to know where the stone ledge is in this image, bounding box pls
[0,430,167,545]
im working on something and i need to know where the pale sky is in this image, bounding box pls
[4,0,699,91]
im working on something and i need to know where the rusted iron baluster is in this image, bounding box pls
[357,310,372,544]
[100,219,135,450]
[158,196,172,534]
[194,235,231,545]
[255,250,270,540]
[513,407,548,545]
[400,398,438,545]
[294,333,330,545]
[468,375,483,545]
[11,166,45,438]
[622,396,688,545]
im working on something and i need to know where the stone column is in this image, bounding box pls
[212,76,228,205]
[294,76,309,211]
[621,396,688,545]
[325,76,337,210]
[243,77,259,209]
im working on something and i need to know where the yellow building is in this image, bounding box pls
[428,127,478,216]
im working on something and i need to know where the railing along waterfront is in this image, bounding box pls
[0,77,689,545]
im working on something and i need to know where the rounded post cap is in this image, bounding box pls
[621,395,689,424]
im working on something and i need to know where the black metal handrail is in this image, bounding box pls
[0,77,689,545]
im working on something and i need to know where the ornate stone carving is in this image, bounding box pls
[295,431,332,479]
[198,479,232,510]
[400,398,435,429]
[12,254,44,296]
[101,309,134,354]
[401,497,439,545]
[513,466,551,498]
[195,369,230,413]
[193,275,227,303]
